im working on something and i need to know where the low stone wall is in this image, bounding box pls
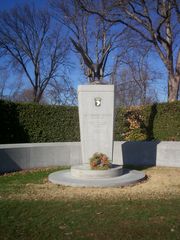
[113,141,180,167]
[0,142,81,173]
[0,141,180,173]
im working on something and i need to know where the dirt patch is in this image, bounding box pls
[4,167,180,201]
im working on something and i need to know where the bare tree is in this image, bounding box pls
[78,0,180,102]
[11,87,47,103]
[0,4,69,103]
[114,47,159,107]
[13,88,35,102]
[50,0,124,84]
[47,74,77,105]
[0,65,24,100]
[0,67,8,99]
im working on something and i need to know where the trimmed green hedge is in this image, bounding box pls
[0,100,180,143]
[0,101,80,143]
[114,102,180,141]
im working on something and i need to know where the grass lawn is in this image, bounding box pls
[0,167,180,240]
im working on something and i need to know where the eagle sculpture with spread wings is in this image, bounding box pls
[70,38,111,84]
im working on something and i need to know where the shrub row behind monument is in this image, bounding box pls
[0,100,180,143]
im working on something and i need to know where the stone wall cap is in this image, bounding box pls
[0,142,80,149]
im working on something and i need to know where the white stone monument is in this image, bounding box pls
[48,83,146,187]
[78,84,114,164]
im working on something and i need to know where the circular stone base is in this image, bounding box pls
[71,164,123,179]
[48,166,146,187]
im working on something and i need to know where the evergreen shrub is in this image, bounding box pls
[0,100,80,143]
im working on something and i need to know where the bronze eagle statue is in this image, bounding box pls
[70,37,111,84]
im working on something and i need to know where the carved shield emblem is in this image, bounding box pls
[94,97,102,107]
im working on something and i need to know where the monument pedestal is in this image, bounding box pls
[71,164,123,179]
[78,85,114,163]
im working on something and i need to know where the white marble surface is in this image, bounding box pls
[78,85,114,163]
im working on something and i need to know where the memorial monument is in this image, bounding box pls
[48,38,145,187]
[78,84,114,164]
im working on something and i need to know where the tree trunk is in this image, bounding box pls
[33,87,41,103]
[33,96,39,103]
[168,50,180,102]
[168,74,179,102]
